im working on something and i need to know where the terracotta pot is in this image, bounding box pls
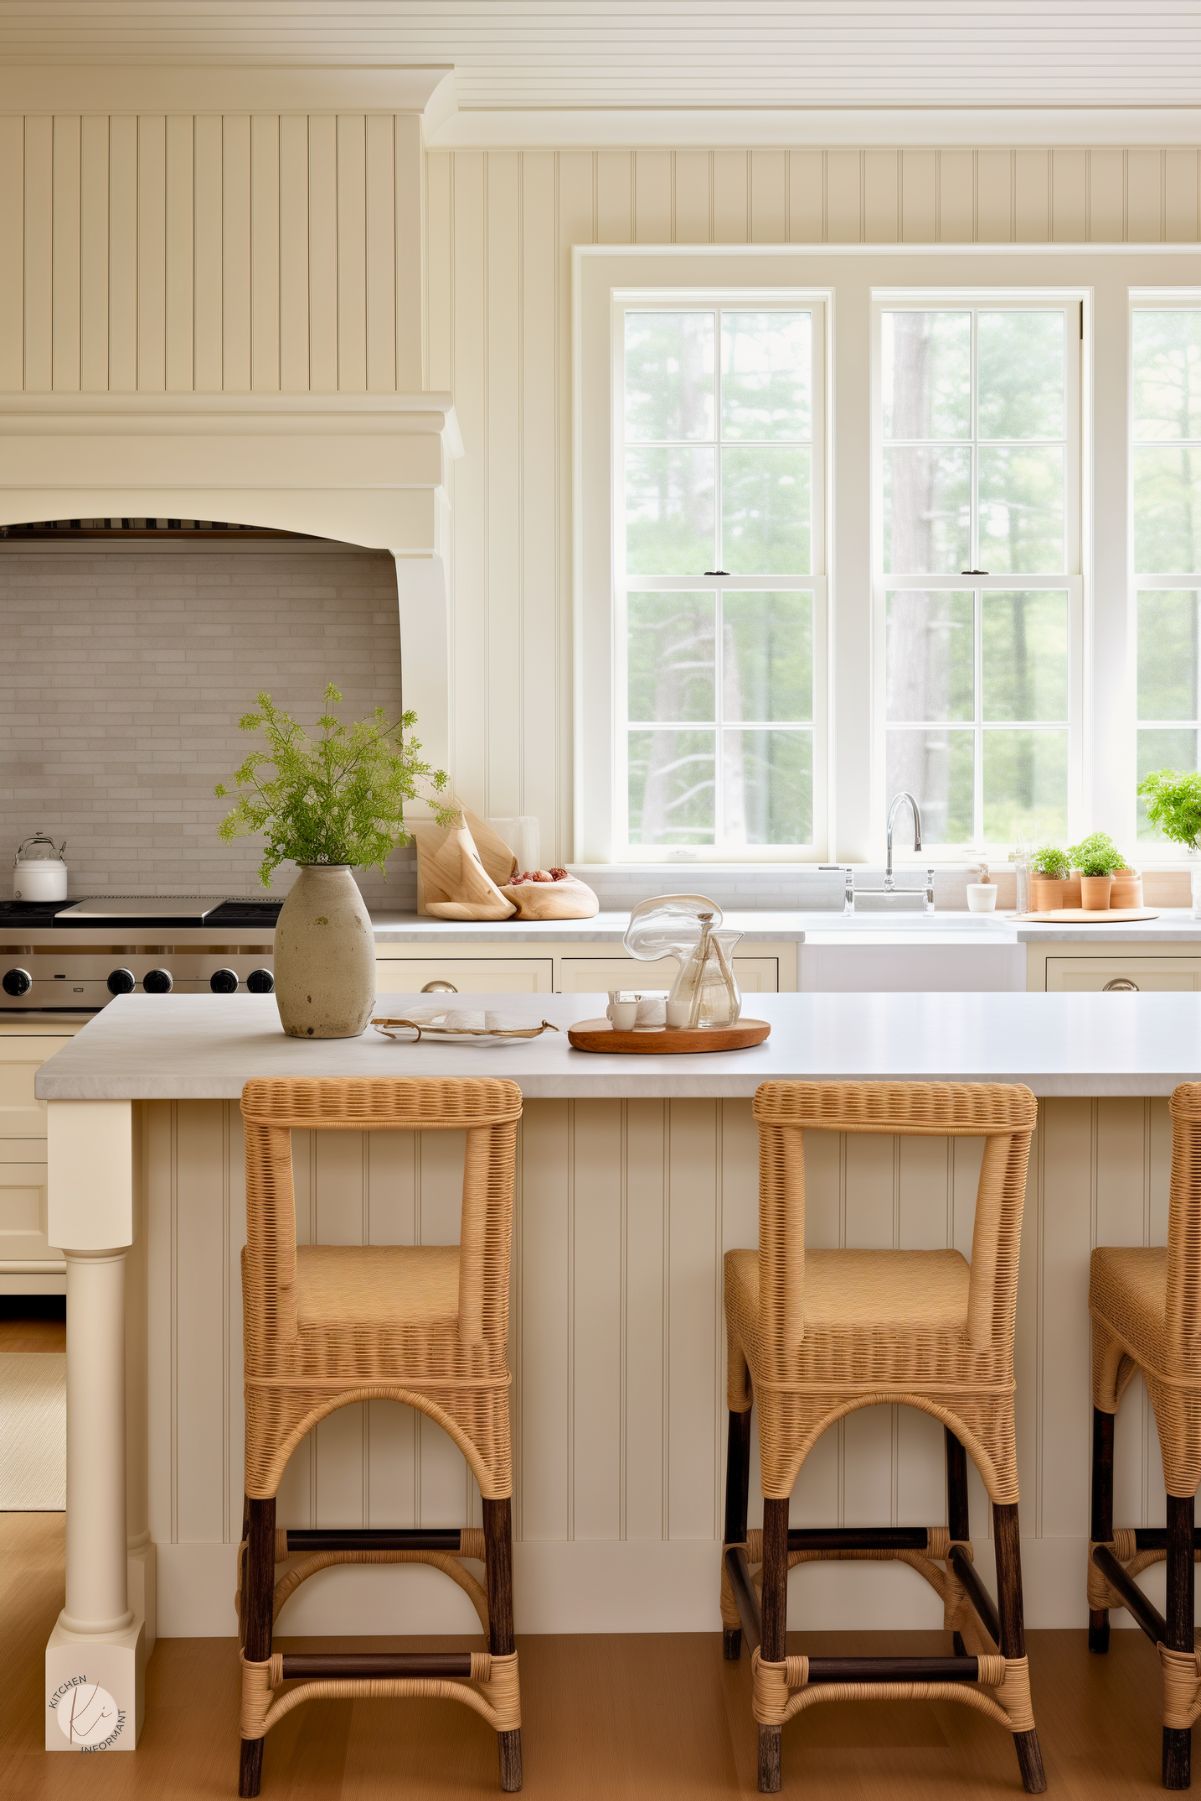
[1078,873,1114,911]
[1030,875,1073,911]
[273,864,375,1039]
[1109,868,1144,909]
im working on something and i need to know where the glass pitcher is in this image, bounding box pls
[623,894,743,1029]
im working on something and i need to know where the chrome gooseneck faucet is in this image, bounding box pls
[884,791,923,891]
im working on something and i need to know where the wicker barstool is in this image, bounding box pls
[236,1075,523,1797]
[720,1080,1044,1794]
[1088,1080,1201,1791]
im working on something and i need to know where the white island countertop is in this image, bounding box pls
[35,987,1201,1100]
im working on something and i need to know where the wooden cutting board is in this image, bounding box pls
[568,1017,771,1055]
[1018,908,1158,923]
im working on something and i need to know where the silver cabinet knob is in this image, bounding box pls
[421,979,458,994]
[1102,977,1139,991]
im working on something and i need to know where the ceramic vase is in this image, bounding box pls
[273,864,375,1039]
[1078,874,1113,911]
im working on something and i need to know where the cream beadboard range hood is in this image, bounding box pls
[0,392,462,779]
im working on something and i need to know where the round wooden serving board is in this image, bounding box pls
[567,1017,771,1055]
[1019,907,1158,924]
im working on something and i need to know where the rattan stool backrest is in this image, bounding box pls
[240,1077,523,1361]
[1165,1082,1201,1371]
[751,1081,1037,1376]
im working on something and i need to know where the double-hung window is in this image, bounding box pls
[613,299,826,857]
[1133,302,1201,841]
[874,300,1082,852]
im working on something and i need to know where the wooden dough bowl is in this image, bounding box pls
[568,1017,771,1055]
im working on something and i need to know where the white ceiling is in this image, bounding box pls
[0,1,1198,112]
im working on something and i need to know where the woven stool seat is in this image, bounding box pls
[236,1075,524,1798]
[1087,1084,1201,1790]
[721,1080,1044,1795]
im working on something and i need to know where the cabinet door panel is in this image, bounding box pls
[0,1032,82,1137]
[1045,958,1201,993]
[0,1151,55,1263]
[373,957,552,996]
[556,956,779,994]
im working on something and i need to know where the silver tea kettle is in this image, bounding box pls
[13,832,69,902]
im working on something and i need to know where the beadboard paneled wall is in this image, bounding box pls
[0,111,424,394]
[425,144,1201,861]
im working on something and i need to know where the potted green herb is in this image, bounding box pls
[1138,768,1201,917]
[216,685,450,1038]
[1067,831,1126,912]
[1028,845,1077,912]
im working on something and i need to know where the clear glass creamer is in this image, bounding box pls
[623,894,743,1029]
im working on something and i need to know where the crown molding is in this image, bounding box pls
[0,63,455,118]
[430,105,1201,150]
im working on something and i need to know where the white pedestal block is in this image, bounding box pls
[45,1615,146,1752]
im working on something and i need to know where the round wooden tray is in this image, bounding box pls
[1018,907,1158,924]
[567,1017,771,1055]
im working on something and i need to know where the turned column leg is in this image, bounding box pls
[44,1099,144,1753]
[758,1497,790,1794]
[945,1429,970,1655]
[238,1497,276,1799]
[1163,1492,1195,1791]
[993,1502,1047,1795]
[1089,1406,1115,1654]
[484,1498,522,1793]
[723,1409,752,1661]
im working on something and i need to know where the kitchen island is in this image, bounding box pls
[35,988,1201,1748]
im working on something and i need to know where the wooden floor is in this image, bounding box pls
[0,1507,1181,1801]
[0,1302,1182,1799]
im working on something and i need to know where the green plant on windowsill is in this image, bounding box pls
[1066,832,1126,878]
[1029,845,1071,879]
[1138,769,1201,855]
[215,683,454,887]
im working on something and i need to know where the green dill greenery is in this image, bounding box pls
[1066,830,1126,878]
[1029,845,1071,879]
[1138,769,1201,854]
[215,685,453,887]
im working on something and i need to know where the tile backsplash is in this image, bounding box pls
[0,541,414,907]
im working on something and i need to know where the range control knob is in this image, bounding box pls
[143,968,173,994]
[246,968,274,994]
[2,967,32,997]
[107,968,136,996]
[209,969,239,994]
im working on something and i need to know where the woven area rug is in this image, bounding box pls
[0,1352,65,1509]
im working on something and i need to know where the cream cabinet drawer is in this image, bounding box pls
[556,955,779,994]
[374,957,553,996]
[1045,957,1201,993]
[0,1145,54,1264]
[0,1032,82,1137]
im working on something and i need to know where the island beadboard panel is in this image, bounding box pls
[142,1092,1172,1637]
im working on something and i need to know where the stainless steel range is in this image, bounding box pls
[0,895,281,1010]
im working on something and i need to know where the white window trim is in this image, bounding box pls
[574,245,1201,867]
[869,292,1085,857]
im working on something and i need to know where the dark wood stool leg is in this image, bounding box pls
[1163,1491,1195,1790]
[483,1498,523,1793]
[993,1501,1047,1795]
[238,1495,276,1799]
[945,1429,970,1655]
[724,1409,753,1660]
[1089,1406,1116,1654]
[757,1497,789,1794]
